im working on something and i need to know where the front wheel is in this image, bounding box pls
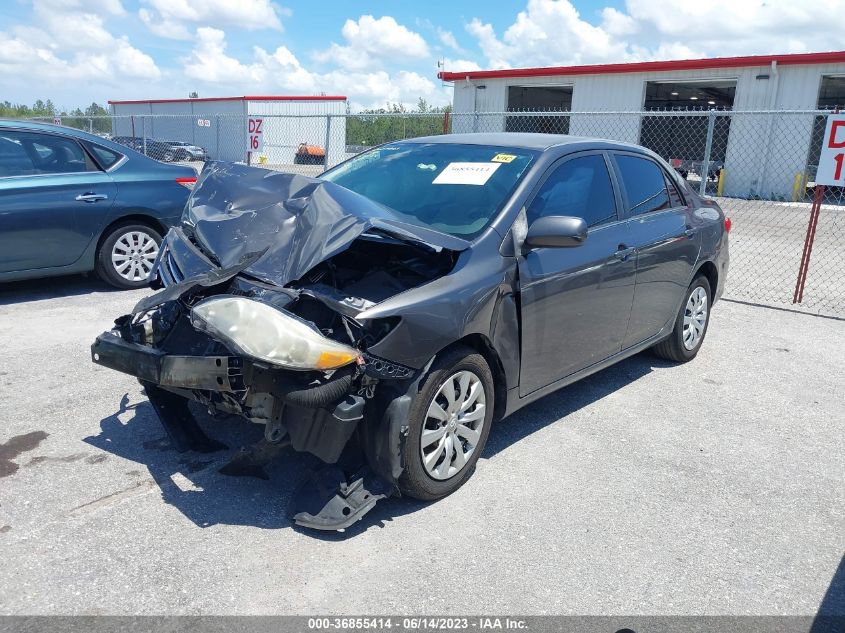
[96,223,162,289]
[399,346,494,501]
[652,275,712,362]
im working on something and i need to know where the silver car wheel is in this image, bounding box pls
[682,286,708,350]
[420,370,486,481]
[111,230,159,282]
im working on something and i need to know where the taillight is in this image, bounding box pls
[724,217,732,233]
[176,177,197,189]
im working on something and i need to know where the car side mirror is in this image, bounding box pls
[524,215,588,249]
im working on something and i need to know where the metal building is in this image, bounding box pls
[108,95,348,165]
[439,51,845,198]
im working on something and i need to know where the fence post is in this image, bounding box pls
[324,115,332,168]
[215,115,220,161]
[142,116,147,157]
[473,112,479,133]
[700,110,716,196]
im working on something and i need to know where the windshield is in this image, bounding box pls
[321,142,537,239]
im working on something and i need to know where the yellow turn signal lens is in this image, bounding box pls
[315,350,360,370]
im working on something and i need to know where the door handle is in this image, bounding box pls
[684,226,697,238]
[75,193,108,203]
[613,245,636,261]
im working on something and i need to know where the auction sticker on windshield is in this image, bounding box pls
[491,153,517,163]
[433,162,501,185]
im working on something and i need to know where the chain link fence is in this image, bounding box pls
[31,110,844,317]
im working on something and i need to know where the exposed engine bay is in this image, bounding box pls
[91,163,470,530]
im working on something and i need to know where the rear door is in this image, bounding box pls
[0,129,116,273]
[517,151,637,396]
[610,152,700,349]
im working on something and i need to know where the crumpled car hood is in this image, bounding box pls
[181,162,469,286]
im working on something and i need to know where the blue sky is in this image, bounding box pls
[1,0,840,111]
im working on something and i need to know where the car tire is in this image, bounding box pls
[652,275,712,363]
[398,346,494,501]
[162,150,175,162]
[95,223,162,289]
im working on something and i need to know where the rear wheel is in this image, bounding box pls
[399,346,494,501]
[96,223,162,289]
[652,275,712,362]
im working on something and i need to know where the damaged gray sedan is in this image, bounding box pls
[91,133,730,530]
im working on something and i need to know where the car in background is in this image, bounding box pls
[0,120,197,289]
[111,136,174,162]
[166,141,209,162]
[111,137,208,163]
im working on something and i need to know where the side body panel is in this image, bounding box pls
[621,208,700,348]
[517,220,636,395]
[0,172,117,272]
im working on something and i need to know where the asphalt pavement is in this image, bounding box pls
[0,275,842,615]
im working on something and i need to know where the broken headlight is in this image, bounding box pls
[191,296,361,371]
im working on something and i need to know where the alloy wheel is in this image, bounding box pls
[683,286,708,350]
[420,370,486,481]
[111,230,159,283]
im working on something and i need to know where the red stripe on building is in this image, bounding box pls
[437,51,845,82]
[108,95,347,105]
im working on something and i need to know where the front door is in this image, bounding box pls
[0,129,116,273]
[517,152,637,396]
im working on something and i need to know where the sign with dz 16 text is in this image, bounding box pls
[247,117,264,152]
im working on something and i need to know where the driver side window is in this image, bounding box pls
[527,154,617,228]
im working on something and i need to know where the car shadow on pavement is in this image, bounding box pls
[484,351,674,457]
[811,553,845,632]
[0,274,120,305]
[84,351,672,538]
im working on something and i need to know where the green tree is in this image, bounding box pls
[345,99,453,147]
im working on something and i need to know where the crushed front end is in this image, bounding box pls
[91,163,463,530]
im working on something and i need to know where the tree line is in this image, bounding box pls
[2,97,454,145]
[345,98,453,147]
[1,100,111,133]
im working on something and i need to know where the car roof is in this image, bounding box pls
[0,118,114,144]
[398,132,648,154]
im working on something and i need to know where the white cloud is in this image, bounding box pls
[437,28,461,52]
[183,27,260,83]
[138,0,285,39]
[465,0,845,71]
[182,28,444,110]
[441,58,482,73]
[138,8,192,40]
[466,1,629,70]
[36,0,126,17]
[620,0,838,55]
[599,7,637,37]
[0,0,160,84]
[315,15,429,70]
